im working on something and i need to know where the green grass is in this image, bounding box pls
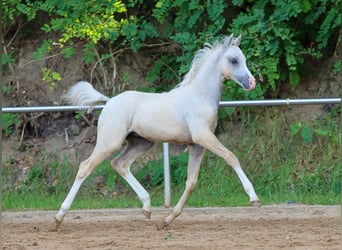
[2,107,341,211]
[3,185,339,211]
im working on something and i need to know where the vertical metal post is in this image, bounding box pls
[163,142,171,207]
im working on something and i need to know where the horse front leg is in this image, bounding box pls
[163,144,205,227]
[193,130,260,206]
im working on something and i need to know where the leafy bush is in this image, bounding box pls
[3,0,340,98]
[229,0,341,94]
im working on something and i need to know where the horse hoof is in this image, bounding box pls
[156,221,170,231]
[250,200,261,207]
[49,218,62,232]
[142,210,151,219]
[54,215,65,230]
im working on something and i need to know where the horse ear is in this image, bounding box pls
[233,34,242,46]
[225,34,234,46]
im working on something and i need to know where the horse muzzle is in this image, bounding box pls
[239,76,256,91]
[248,76,256,90]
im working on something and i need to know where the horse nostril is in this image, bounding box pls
[249,77,256,90]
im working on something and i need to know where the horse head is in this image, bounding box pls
[221,35,255,91]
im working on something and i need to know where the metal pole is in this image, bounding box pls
[163,142,171,207]
[2,98,340,113]
[219,98,340,107]
[2,105,105,113]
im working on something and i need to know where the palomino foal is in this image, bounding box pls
[55,34,260,230]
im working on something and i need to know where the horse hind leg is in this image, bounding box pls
[111,133,154,219]
[54,147,116,231]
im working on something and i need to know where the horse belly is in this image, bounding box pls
[132,108,192,143]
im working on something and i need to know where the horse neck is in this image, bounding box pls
[190,48,224,105]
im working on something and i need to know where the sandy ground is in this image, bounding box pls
[2,205,341,250]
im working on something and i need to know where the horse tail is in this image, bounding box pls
[62,81,110,106]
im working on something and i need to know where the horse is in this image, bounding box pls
[54,34,260,230]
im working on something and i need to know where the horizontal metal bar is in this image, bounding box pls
[219,98,341,107]
[2,105,105,113]
[2,98,340,113]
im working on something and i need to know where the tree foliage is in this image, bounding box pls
[2,0,341,99]
[229,0,341,95]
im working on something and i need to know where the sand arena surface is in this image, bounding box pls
[2,205,341,249]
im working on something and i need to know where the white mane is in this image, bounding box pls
[175,35,236,88]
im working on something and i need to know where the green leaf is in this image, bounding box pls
[142,21,158,38]
[113,1,127,13]
[188,11,202,28]
[2,113,19,135]
[83,43,97,64]
[290,123,301,135]
[61,47,75,59]
[333,60,341,75]
[153,0,171,23]
[52,72,62,81]
[232,0,243,6]
[122,22,138,38]
[32,39,52,61]
[206,0,226,21]
[289,70,300,86]
[300,0,312,13]
[2,53,15,66]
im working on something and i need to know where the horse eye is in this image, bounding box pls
[230,58,238,65]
